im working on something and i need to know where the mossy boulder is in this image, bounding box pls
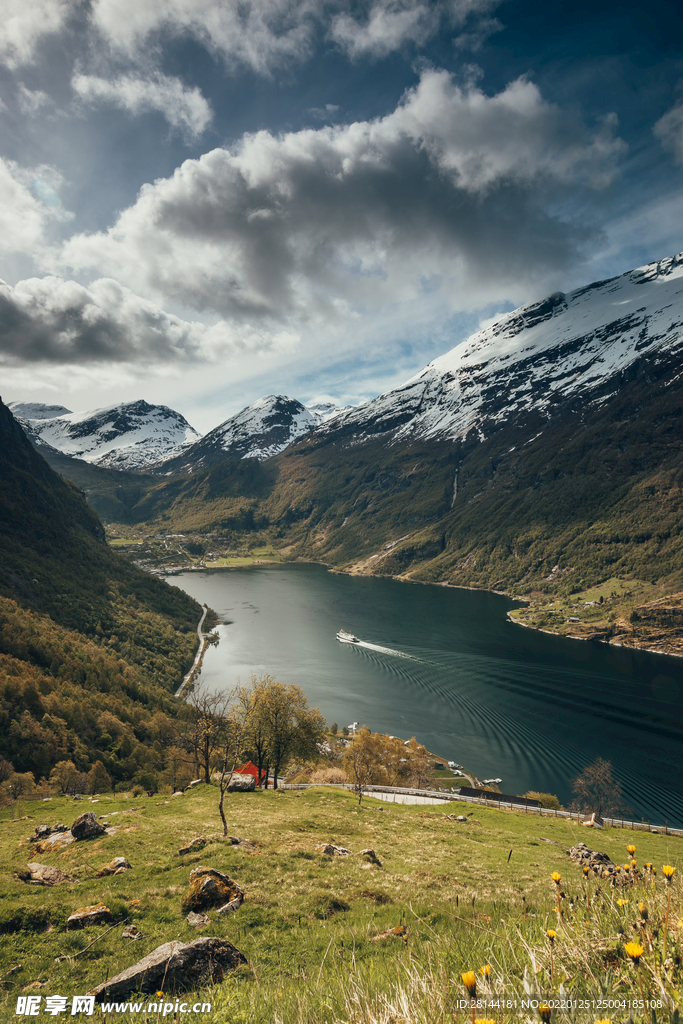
[180,867,244,913]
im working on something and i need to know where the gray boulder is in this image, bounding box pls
[72,812,106,841]
[66,903,112,930]
[225,774,256,792]
[19,863,76,886]
[88,937,246,1001]
[179,837,207,855]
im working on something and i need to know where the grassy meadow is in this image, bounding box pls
[2,785,683,1022]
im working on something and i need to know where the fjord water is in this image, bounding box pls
[170,564,683,827]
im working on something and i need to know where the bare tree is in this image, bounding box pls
[184,684,232,783]
[570,757,630,820]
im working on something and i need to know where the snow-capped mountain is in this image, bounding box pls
[14,399,200,471]
[320,253,683,446]
[155,395,318,474]
[307,400,353,424]
[7,402,72,420]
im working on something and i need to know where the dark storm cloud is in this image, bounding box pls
[0,276,211,363]
[62,70,625,325]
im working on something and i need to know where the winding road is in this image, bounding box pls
[175,604,208,698]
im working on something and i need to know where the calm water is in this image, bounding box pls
[168,564,683,827]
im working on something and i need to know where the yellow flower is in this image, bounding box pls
[617,898,629,906]
[546,929,556,942]
[539,1003,552,1022]
[631,860,637,870]
[462,971,477,998]
[623,863,630,872]
[638,902,648,920]
[474,1019,496,1024]
[662,865,676,880]
[156,991,164,997]
[624,941,644,963]
[479,964,491,977]
[644,862,652,871]
[551,872,562,884]
[583,866,589,875]
[626,845,636,855]
[594,1019,612,1024]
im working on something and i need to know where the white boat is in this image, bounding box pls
[337,629,360,644]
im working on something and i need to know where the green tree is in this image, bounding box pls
[256,679,326,788]
[49,759,78,795]
[87,760,112,793]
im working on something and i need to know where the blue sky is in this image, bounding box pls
[0,0,681,432]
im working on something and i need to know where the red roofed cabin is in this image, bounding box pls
[233,760,267,786]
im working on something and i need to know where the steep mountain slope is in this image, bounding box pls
[0,397,201,782]
[154,395,318,474]
[318,253,683,446]
[14,399,200,471]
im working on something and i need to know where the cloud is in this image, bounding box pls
[17,85,53,115]
[72,72,213,138]
[329,0,500,59]
[61,69,625,329]
[0,159,68,256]
[0,0,71,69]
[0,275,299,366]
[654,100,683,165]
[89,0,321,76]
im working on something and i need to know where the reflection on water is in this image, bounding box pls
[168,564,683,826]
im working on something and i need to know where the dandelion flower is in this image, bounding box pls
[638,902,649,920]
[551,872,561,884]
[583,866,589,875]
[462,971,477,998]
[627,845,636,856]
[624,941,644,963]
[479,964,491,977]
[662,865,676,881]
[623,863,630,872]
[617,898,629,906]
[644,862,652,871]
[539,1003,552,1022]
[631,860,637,870]
[594,1019,612,1024]
[474,1019,496,1024]
[546,929,556,942]
[156,991,164,997]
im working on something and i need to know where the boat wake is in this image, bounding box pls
[353,640,419,661]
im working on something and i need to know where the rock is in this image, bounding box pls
[456,815,468,822]
[187,912,210,928]
[315,843,352,856]
[73,795,83,801]
[188,779,204,788]
[181,867,244,914]
[359,849,381,865]
[95,857,132,878]
[179,837,207,855]
[66,903,112,930]
[36,831,75,853]
[29,822,69,843]
[371,925,407,941]
[21,863,76,886]
[122,925,143,941]
[217,897,242,914]
[88,937,246,1002]
[566,842,617,877]
[171,791,184,798]
[225,774,256,792]
[71,812,106,841]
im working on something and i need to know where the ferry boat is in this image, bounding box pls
[336,629,360,644]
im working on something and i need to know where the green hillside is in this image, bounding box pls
[1,784,681,1023]
[0,398,203,785]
